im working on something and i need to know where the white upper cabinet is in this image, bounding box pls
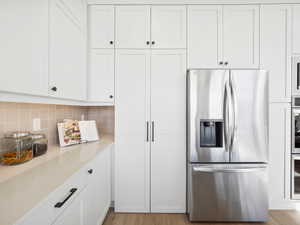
[0,0,87,102]
[187,6,222,68]
[88,49,114,103]
[223,5,259,68]
[187,5,259,69]
[0,0,49,96]
[49,0,87,100]
[261,5,292,103]
[116,5,186,49]
[116,6,151,49]
[88,5,115,49]
[151,6,186,49]
[292,5,300,54]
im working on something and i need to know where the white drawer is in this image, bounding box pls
[17,167,88,225]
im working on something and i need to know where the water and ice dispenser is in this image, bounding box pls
[200,120,223,148]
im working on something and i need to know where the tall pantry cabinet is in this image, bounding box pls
[261,5,292,209]
[114,5,187,213]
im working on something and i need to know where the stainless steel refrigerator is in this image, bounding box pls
[187,69,269,222]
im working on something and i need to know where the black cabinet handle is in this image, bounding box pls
[109,95,113,99]
[151,41,155,45]
[146,41,150,45]
[219,61,223,65]
[51,86,57,92]
[110,41,114,45]
[224,62,228,65]
[54,188,77,208]
[88,169,93,174]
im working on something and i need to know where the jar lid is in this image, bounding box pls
[31,133,46,140]
[4,132,31,139]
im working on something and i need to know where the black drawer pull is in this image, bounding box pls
[54,188,77,208]
[88,169,93,174]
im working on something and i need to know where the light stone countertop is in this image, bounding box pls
[0,135,114,225]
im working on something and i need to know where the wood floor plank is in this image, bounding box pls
[103,209,300,225]
[270,210,300,225]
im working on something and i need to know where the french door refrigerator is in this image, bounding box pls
[187,69,269,222]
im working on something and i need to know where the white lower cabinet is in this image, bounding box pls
[16,146,111,225]
[269,103,291,209]
[84,146,111,225]
[115,49,186,212]
[52,190,85,225]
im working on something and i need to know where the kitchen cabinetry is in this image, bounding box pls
[49,0,87,100]
[187,5,259,68]
[222,5,259,68]
[115,6,186,49]
[269,103,291,209]
[88,5,115,49]
[187,5,222,68]
[0,0,87,102]
[292,5,300,54]
[52,190,84,225]
[115,49,186,212]
[115,49,151,212]
[84,146,111,225]
[0,0,49,96]
[261,5,292,103]
[116,6,151,49]
[88,49,115,103]
[16,145,111,225]
[150,50,186,212]
[151,6,186,49]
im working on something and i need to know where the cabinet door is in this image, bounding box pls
[115,6,150,49]
[88,49,114,102]
[150,50,186,212]
[88,5,114,49]
[151,6,186,49]
[84,147,111,225]
[187,5,222,68]
[115,50,151,212]
[52,190,84,225]
[49,0,86,100]
[292,5,300,54]
[269,103,291,209]
[223,5,259,68]
[261,5,292,103]
[0,0,48,96]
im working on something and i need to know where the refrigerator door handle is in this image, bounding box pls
[229,74,237,152]
[146,121,150,142]
[192,166,267,173]
[151,121,155,142]
[223,81,231,152]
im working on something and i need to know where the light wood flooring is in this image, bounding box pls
[103,209,300,225]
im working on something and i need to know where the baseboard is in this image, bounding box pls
[98,204,111,225]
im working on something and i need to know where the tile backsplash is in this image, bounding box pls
[0,102,114,152]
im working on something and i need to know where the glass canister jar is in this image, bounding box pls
[1,132,33,165]
[31,133,48,157]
